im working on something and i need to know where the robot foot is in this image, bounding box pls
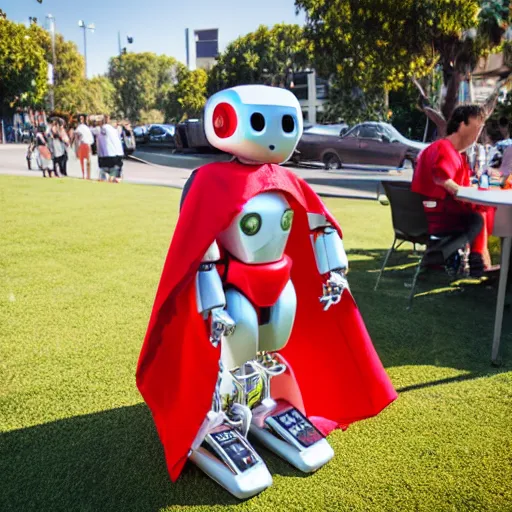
[189,420,272,499]
[250,399,334,473]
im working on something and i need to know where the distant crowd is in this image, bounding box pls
[29,114,136,182]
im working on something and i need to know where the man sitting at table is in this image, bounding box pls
[412,104,494,278]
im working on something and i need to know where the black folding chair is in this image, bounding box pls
[375,182,469,308]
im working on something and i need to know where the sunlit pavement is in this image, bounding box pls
[0,144,412,200]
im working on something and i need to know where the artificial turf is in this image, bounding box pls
[1,175,511,512]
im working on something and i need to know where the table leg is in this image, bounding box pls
[492,236,511,363]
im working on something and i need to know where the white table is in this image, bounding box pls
[457,187,512,363]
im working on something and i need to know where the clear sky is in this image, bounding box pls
[2,0,306,78]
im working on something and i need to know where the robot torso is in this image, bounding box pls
[217,192,293,264]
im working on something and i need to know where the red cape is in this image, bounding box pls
[136,161,397,481]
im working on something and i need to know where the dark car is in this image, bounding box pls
[293,121,428,170]
[133,125,149,144]
[147,124,176,148]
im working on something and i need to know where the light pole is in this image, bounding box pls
[118,31,134,55]
[46,14,56,110]
[78,20,95,78]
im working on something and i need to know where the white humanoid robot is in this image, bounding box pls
[186,85,350,499]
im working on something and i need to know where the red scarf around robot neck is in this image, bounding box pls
[136,160,397,482]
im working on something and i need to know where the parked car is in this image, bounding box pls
[147,124,176,148]
[293,121,428,170]
[174,118,218,152]
[133,125,149,144]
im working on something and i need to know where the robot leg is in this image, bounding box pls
[189,288,272,499]
[249,280,334,473]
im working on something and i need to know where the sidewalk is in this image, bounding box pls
[0,144,411,200]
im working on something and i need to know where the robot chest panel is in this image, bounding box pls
[218,192,294,264]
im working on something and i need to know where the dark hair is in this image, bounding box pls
[446,105,485,135]
[499,117,509,127]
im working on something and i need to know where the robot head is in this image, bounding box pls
[204,85,303,165]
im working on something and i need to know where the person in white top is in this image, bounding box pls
[91,115,125,182]
[74,115,94,180]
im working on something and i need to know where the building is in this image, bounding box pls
[286,70,329,124]
[186,28,219,71]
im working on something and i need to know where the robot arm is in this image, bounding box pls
[196,241,235,346]
[308,213,349,311]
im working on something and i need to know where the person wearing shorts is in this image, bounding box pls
[74,115,94,180]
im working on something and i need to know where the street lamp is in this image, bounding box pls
[46,14,56,110]
[118,31,134,55]
[78,20,95,78]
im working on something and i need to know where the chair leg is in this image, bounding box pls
[407,254,425,310]
[374,238,397,291]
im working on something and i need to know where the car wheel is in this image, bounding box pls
[324,152,342,170]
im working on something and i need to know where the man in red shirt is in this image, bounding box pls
[412,105,493,277]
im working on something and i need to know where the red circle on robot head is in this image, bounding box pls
[213,102,237,139]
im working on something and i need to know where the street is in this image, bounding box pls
[0,144,412,200]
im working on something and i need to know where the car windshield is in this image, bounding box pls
[381,124,410,143]
[342,123,414,143]
[305,124,346,136]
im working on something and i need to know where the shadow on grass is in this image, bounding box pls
[346,246,511,377]
[2,246,509,512]
[1,403,309,512]
[0,404,257,510]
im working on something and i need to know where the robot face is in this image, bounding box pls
[218,192,293,264]
[204,85,303,164]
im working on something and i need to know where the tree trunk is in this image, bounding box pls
[441,70,463,122]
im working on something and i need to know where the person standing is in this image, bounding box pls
[49,119,69,177]
[91,115,124,182]
[412,105,495,277]
[121,122,136,157]
[35,125,54,177]
[74,114,94,179]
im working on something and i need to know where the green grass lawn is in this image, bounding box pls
[1,175,511,512]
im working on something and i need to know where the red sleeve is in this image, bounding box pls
[431,143,457,184]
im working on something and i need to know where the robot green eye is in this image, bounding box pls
[240,213,262,236]
[281,209,294,231]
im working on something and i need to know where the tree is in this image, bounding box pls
[164,68,208,122]
[21,23,85,113]
[296,0,439,123]
[53,34,85,85]
[53,76,116,116]
[296,0,511,127]
[207,24,312,95]
[139,109,164,125]
[0,18,48,110]
[412,0,511,135]
[108,52,182,122]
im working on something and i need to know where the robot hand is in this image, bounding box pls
[319,270,348,311]
[209,307,236,347]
